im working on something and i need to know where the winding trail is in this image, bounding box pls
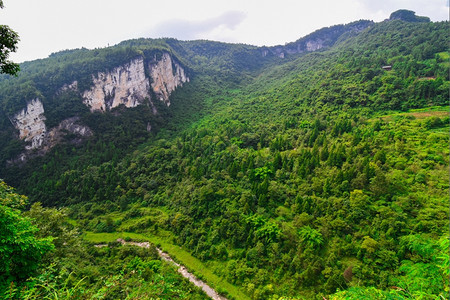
[97,238,227,300]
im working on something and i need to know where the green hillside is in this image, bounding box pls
[0,12,449,299]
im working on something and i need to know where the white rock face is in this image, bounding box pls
[10,53,189,157]
[8,117,93,165]
[41,117,92,152]
[82,58,150,112]
[81,54,188,111]
[59,80,78,94]
[149,53,189,106]
[12,98,47,150]
[306,40,324,52]
[48,117,92,140]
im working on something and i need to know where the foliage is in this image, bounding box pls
[0,14,448,300]
[3,205,209,299]
[0,0,20,76]
[0,181,54,298]
[389,10,430,23]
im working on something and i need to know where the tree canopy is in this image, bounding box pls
[0,0,20,76]
[0,12,448,300]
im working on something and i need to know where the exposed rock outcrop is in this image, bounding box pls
[82,58,151,112]
[149,53,189,106]
[306,39,324,52]
[266,20,373,58]
[81,54,189,111]
[12,98,47,150]
[42,117,93,153]
[58,80,78,94]
[8,52,189,157]
[8,116,92,165]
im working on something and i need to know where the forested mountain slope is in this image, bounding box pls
[0,10,448,300]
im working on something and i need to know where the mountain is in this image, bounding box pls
[0,10,448,300]
[389,9,431,22]
[0,19,377,166]
[266,20,374,58]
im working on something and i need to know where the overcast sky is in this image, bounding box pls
[1,0,448,63]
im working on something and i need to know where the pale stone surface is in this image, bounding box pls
[306,39,324,51]
[12,98,47,150]
[82,58,150,112]
[149,53,189,106]
[41,117,92,153]
[82,54,188,111]
[10,53,189,156]
[8,116,92,164]
[58,80,78,94]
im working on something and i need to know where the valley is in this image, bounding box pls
[0,9,448,300]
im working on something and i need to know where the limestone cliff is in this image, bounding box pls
[9,52,189,156]
[41,117,93,153]
[265,20,373,58]
[8,116,92,164]
[82,58,151,112]
[306,40,325,52]
[12,98,47,150]
[81,54,189,111]
[148,53,189,106]
[59,80,78,94]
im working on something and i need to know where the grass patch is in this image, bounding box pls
[84,231,250,300]
[84,231,148,243]
[376,105,449,121]
[406,111,448,119]
[149,236,249,300]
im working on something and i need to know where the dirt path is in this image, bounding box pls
[98,239,228,300]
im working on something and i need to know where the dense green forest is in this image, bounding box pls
[0,11,449,299]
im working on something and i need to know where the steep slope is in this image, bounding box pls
[0,18,379,169]
[81,57,151,112]
[265,20,373,58]
[0,12,448,300]
[0,48,191,164]
[11,98,46,150]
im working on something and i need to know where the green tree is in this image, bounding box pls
[0,0,20,75]
[0,181,54,296]
[298,226,324,249]
[25,202,84,263]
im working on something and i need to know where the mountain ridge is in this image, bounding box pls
[0,11,448,299]
[0,9,447,180]
[0,17,379,163]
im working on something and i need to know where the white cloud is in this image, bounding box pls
[358,0,449,21]
[0,0,447,62]
[148,11,247,41]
